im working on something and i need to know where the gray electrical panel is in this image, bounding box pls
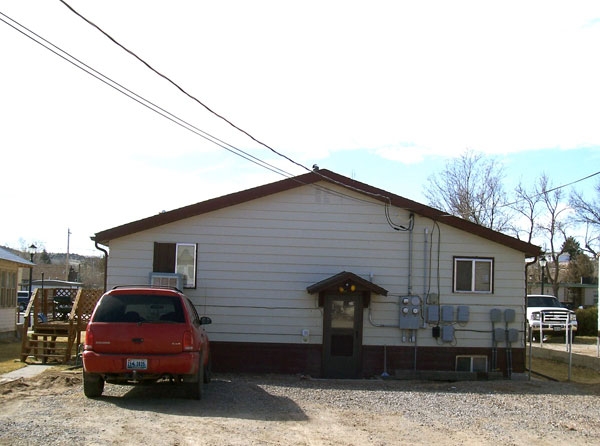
[399,296,421,329]
[507,328,519,343]
[504,308,516,323]
[457,306,469,323]
[426,305,439,323]
[494,328,506,343]
[490,308,502,322]
[441,305,454,322]
[441,325,454,342]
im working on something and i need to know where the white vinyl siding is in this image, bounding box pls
[106,182,527,349]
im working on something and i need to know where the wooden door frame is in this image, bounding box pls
[322,292,364,378]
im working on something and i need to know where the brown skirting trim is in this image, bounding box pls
[210,341,524,378]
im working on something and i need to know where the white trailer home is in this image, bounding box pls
[0,246,34,339]
[92,169,539,378]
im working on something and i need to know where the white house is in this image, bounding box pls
[92,169,540,378]
[0,246,34,339]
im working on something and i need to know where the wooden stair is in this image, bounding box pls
[20,288,103,364]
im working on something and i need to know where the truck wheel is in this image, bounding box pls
[83,371,104,398]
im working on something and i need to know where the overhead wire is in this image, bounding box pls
[58,0,312,175]
[0,11,295,180]
[0,9,407,229]
[8,5,596,230]
[55,0,409,221]
[59,0,599,228]
[499,170,600,209]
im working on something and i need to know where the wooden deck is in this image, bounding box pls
[20,288,103,364]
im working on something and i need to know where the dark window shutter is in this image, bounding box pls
[153,242,176,273]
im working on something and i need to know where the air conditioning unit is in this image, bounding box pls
[149,272,183,290]
[456,355,488,373]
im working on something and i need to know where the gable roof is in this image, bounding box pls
[92,169,541,257]
[0,246,34,267]
[307,271,388,296]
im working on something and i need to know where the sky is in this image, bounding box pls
[1,1,599,256]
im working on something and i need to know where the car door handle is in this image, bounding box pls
[132,338,144,343]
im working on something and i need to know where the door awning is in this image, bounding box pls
[307,271,388,296]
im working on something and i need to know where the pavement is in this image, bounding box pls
[0,364,55,385]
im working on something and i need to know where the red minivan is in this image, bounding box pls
[82,286,211,399]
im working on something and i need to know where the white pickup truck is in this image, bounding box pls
[526,294,577,340]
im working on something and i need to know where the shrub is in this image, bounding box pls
[575,306,598,336]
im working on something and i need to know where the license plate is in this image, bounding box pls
[553,326,562,331]
[127,358,147,370]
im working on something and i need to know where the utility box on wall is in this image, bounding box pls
[399,295,421,329]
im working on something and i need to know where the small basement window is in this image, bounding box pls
[453,257,493,293]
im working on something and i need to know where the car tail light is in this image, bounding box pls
[84,328,94,351]
[182,330,194,351]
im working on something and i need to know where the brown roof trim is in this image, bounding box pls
[92,169,541,257]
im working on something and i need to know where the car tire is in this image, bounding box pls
[203,354,212,384]
[83,371,104,398]
[190,356,204,400]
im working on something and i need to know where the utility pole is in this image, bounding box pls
[66,228,71,281]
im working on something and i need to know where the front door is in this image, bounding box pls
[322,294,363,378]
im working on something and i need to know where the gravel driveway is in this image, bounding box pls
[1,369,599,445]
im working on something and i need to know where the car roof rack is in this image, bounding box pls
[110,285,183,293]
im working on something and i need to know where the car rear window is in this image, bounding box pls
[93,293,185,323]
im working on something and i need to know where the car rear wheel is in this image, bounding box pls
[190,356,204,400]
[203,354,212,384]
[83,371,104,398]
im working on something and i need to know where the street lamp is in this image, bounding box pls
[539,255,547,295]
[27,244,37,302]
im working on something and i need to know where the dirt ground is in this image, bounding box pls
[1,369,600,446]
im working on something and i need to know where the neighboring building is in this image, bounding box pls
[92,170,540,378]
[0,246,33,339]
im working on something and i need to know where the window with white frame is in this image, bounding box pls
[153,242,197,288]
[453,257,493,293]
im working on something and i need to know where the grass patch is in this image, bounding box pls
[0,339,26,374]
[528,356,600,384]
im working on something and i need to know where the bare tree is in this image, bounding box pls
[570,179,600,256]
[536,174,570,297]
[509,181,544,243]
[424,149,511,231]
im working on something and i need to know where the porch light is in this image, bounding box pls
[338,282,356,293]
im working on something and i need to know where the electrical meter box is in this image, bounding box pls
[507,328,519,343]
[494,328,506,343]
[441,305,454,322]
[399,295,421,329]
[441,325,454,342]
[490,308,502,322]
[504,308,516,323]
[426,305,439,323]
[457,306,469,323]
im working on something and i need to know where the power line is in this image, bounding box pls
[500,170,600,209]
[0,11,296,180]
[0,10,401,223]
[58,0,312,176]
[55,1,404,213]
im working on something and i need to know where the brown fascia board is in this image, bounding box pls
[91,169,541,257]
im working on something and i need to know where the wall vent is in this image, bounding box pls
[456,355,488,373]
[149,272,183,290]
